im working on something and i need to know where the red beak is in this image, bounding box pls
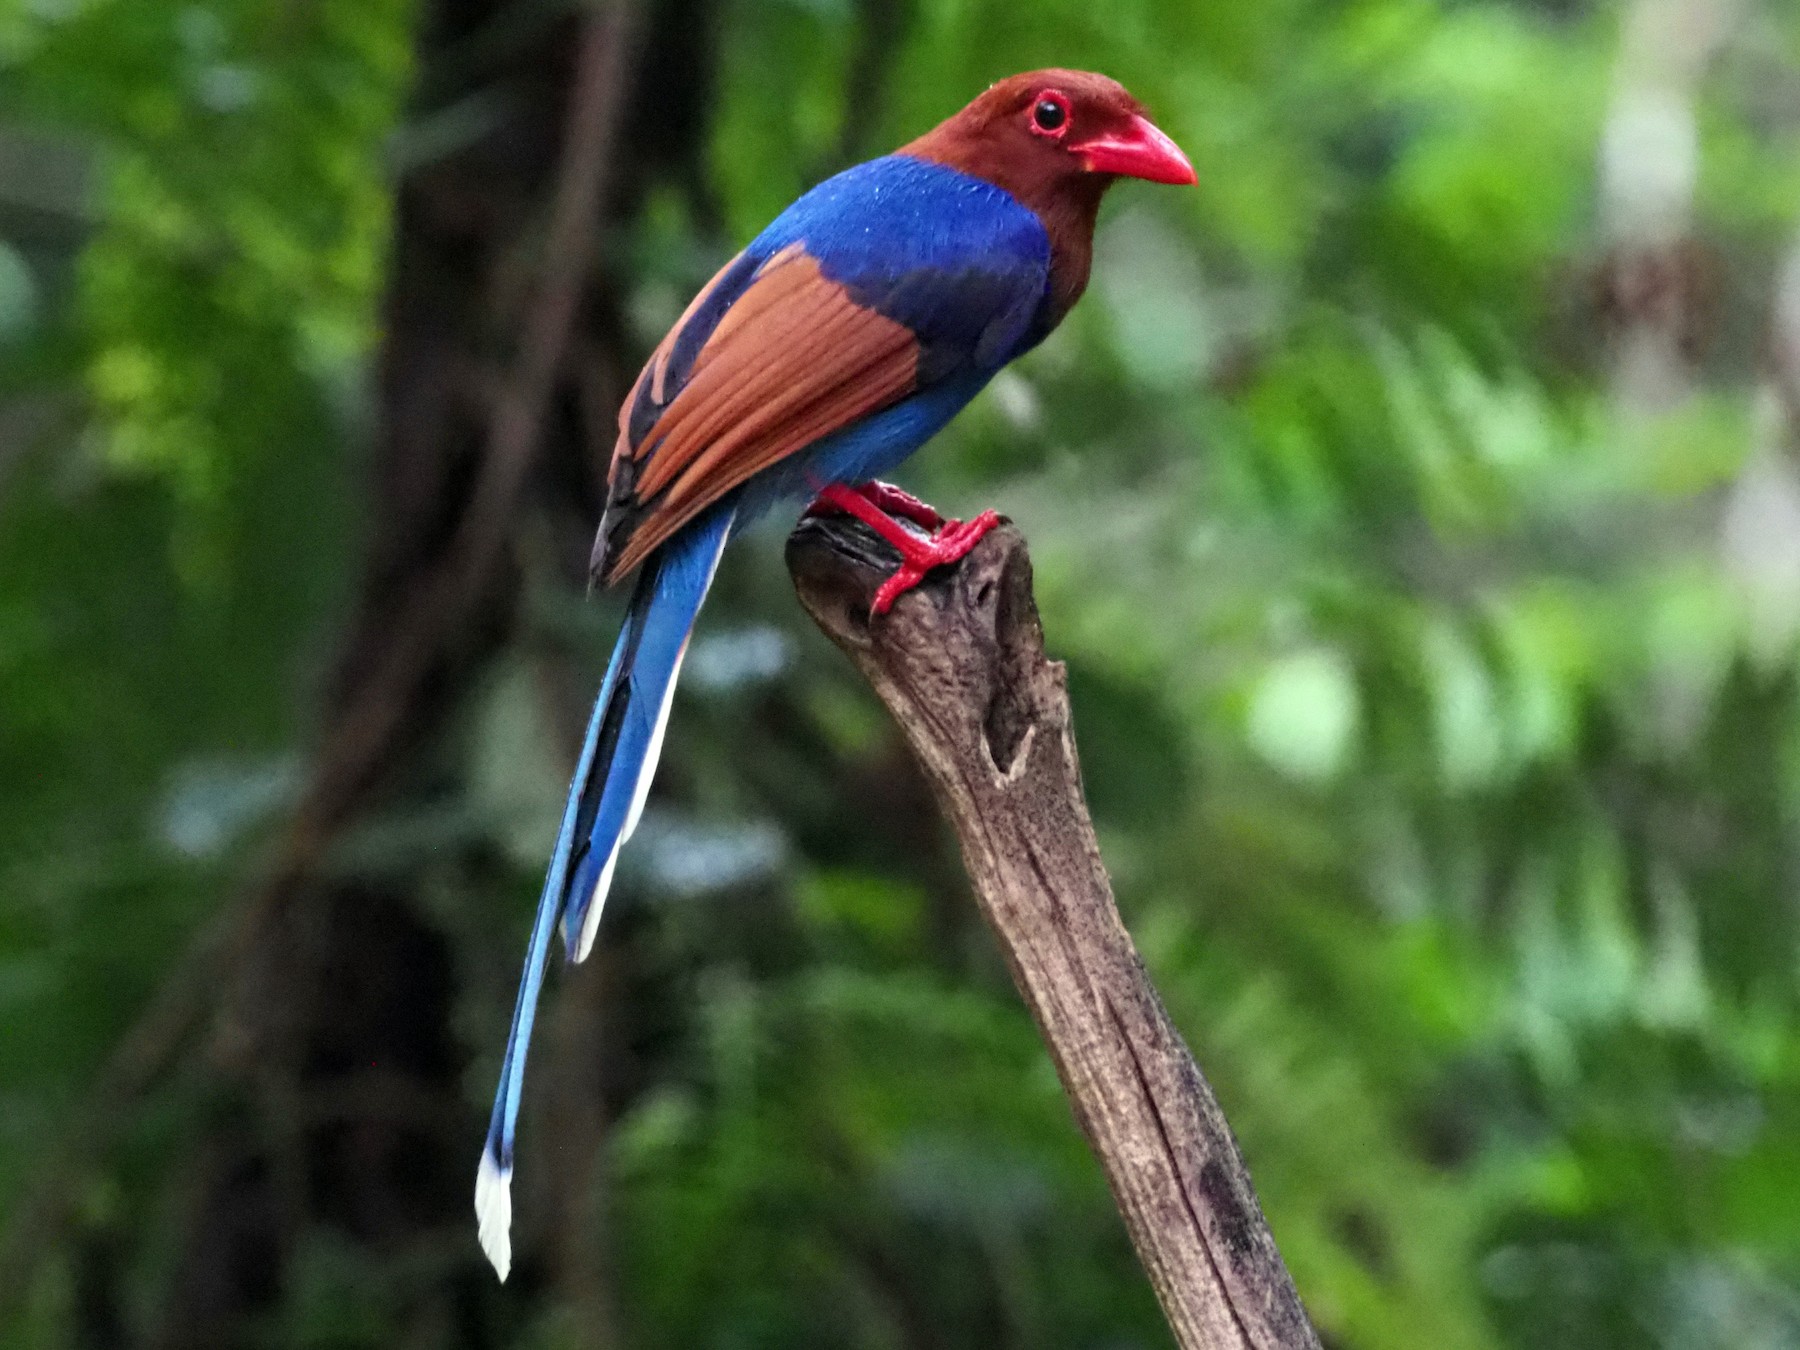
[1073,114,1196,186]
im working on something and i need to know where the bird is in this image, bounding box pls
[476,68,1195,1280]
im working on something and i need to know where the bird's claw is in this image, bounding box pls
[805,482,999,615]
[869,510,1000,614]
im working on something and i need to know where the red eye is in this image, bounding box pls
[1030,91,1070,138]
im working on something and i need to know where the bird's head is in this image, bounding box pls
[905,70,1196,204]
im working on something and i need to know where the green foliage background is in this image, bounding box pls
[5,0,1800,1346]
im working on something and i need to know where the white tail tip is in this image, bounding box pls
[475,1151,513,1281]
[571,848,620,964]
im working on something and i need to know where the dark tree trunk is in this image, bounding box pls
[145,2,722,1343]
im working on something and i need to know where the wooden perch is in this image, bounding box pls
[786,515,1321,1350]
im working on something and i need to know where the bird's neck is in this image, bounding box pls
[1028,181,1104,326]
[899,131,1107,329]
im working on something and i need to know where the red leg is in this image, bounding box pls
[807,483,1000,616]
[807,482,932,550]
[804,480,942,531]
[857,481,943,531]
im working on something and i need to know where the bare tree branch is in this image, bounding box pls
[786,515,1321,1350]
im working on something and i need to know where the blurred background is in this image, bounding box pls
[4,0,1800,1346]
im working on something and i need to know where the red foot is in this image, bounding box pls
[807,482,1001,615]
[869,511,1002,614]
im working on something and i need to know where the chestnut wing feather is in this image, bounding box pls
[594,245,919,583]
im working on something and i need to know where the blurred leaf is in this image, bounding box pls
[1246,646,1361,784]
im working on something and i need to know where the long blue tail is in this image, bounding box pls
[475,507,734,1280]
